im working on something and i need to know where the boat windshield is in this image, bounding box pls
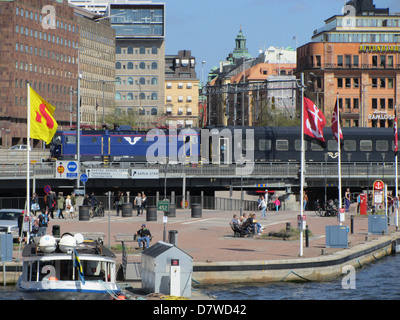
[24,258,114,282]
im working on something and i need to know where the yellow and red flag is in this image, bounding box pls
[29,87,58,144]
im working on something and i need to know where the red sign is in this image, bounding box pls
[373,180,384,190]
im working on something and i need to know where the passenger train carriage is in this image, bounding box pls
[50,126,398,164]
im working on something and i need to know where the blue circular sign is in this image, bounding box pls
[44,185,51,194]
[80,173,88,183]
[67,161,78,172]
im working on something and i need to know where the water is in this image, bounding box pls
[202,253,400,300]
[2,254,399,300]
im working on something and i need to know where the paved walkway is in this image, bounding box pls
[43,207,400,264]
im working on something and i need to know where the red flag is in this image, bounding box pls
[331,99,343,143]
[395,108,398,156]
[303,97,326,148]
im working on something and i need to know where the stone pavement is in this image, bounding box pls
[44,207,399,265]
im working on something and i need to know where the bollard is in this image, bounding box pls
[191,203,202,218]
[286,222,291,233]
[305,225,309,248]
[79,205,91,221]
[121,203,133,217]
[350,215,354,234]
[146,206,157,221]
[168,203,176,217]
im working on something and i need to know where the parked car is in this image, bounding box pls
[0,209,24,240]
[9,145,31,151]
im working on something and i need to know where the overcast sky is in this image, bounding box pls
[163,0,400,82]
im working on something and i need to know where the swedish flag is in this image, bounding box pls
[74,249,85,284]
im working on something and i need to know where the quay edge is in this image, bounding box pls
[1,233,400,288]
[192,233,400,285]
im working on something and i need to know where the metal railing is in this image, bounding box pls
[0,161,399,180]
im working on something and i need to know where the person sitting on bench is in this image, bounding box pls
[136,224,152,249]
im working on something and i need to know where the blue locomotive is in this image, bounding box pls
[50,126,398,164]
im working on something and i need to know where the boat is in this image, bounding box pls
[17,233,122,300]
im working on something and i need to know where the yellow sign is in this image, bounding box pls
[359,44,400,53]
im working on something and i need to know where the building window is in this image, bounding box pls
[139,46,145,54]
[151,46,157,54]
[151,108,157,115]
[127,46,133,54]
[139,77,145,85]
[166,95,172,102]
[166,82,172,89]
[116,62,121,69]
[151,77,158,85]
[372,98,377,109]
[345,98,351,109]
[345,78,351,88]
[139,62,145,69]
[380,98,386,110]
[127,93,133,100]
[151,62,158,70]
[337,55,343,67]
[388,98,394,109]
[388,78,394,89]
[151,93,157,100]
[353,98,359,109]
[316,55,321,67]
[127,62,133,69]
[127,77,133,85]
[178,96,183,102]
[372,55,378,67]
[337,78,343,88]
[353,55,359,67]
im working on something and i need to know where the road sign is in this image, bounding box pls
[373,180,384,190]
[157,200,170,212]
[80,173,88,184]
[44,185,51,194]
[56,161,79,179]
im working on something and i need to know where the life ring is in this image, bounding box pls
[181,200,188,208]
[48,277,58,281]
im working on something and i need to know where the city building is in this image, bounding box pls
[108,1,165,130]
[0,0,79,148]
[74,6,116,128]
[69,0,166,130]
[296,0,400,128]
[206,28,297,126]
[165,50,199,128]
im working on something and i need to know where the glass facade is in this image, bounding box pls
[110,6,164,37]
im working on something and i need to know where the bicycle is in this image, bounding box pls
[314,199,325,217]
[90,202,104,218]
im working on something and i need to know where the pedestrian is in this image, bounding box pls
[114,191,124,216]
[136,224,152,249]
[70,192,76,209]
[65,195,74,219]
[345,188,351,212]
[18,211,26,243]
[38,208,49,236]
[57,192,65,219]
[258,195,267,219]
[274,198,281,211]
[134,192,142,216]
[264,189,269,211]
[31,193,40,216]
[303,192,308,211]
[141,192,147,215]
[47,191,55,219]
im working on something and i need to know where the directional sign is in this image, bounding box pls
[157,200,170,212]
[132,169,159,179]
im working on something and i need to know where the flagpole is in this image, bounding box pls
[26,83,31,243]
[337,92,342,225]
[396,105,399,230]
[300,73,305,257]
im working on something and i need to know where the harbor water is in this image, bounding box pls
[1,253,399,300]
[202,253,400,300]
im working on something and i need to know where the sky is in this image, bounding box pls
[163,0,400,82]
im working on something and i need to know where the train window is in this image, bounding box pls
[376,140,388,152]
[259,139,271,151]
[65,136,76,144]
[360,140,372,151]
[311,142,323,151]
[91,137,97,144]
[327,140,337,151]
[295,140,307,151]
[276,139,289,151]
[344,140,356,151]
